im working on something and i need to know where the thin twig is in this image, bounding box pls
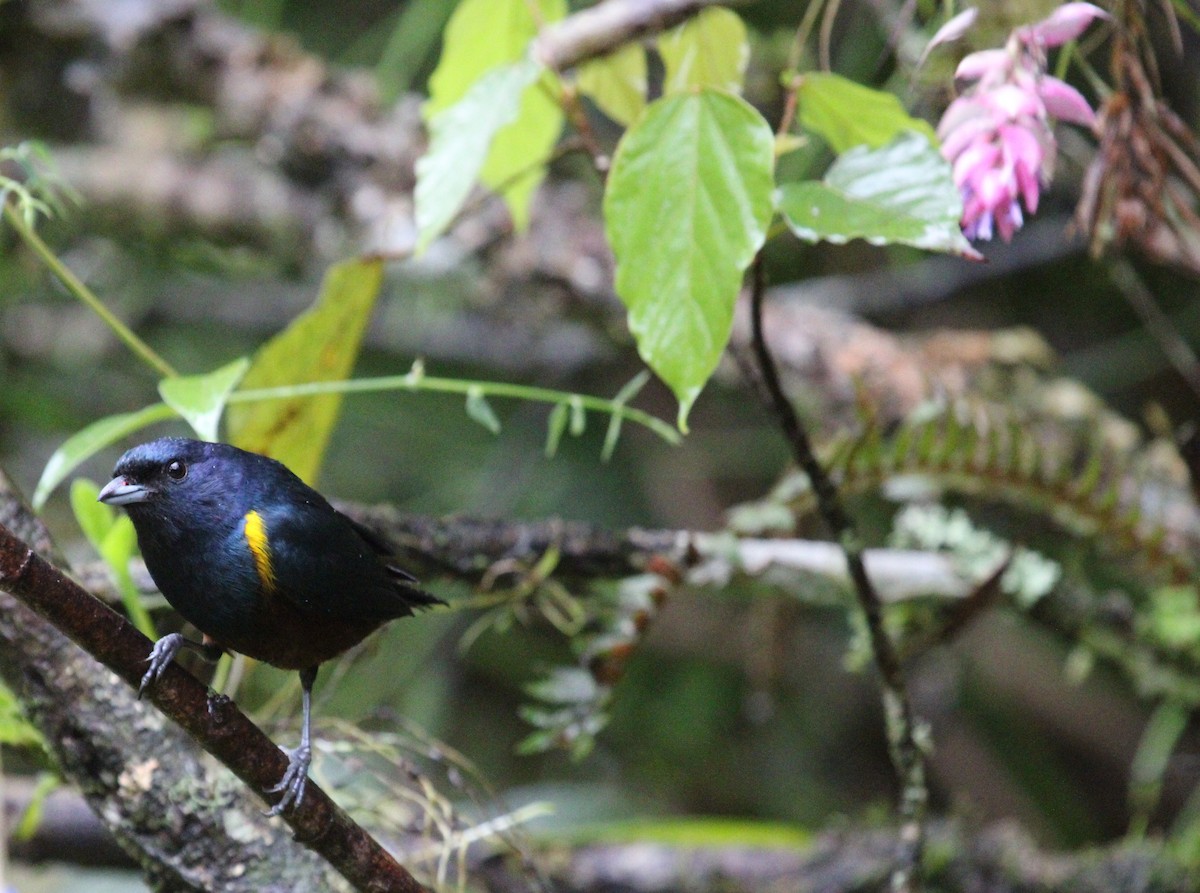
[3,202,177,379]
[746,256,928,893]
[818,0,845,72]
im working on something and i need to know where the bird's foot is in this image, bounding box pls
[138,633,185,697]
[264,742,312,816]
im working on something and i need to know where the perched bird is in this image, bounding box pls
[97,436,442,814]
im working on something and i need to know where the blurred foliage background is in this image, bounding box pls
[3,0,1200,890]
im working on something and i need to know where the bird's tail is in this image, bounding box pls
[386,564,446,611]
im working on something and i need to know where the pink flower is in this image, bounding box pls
[1019,2,1110,48]
[935,3,1106,242]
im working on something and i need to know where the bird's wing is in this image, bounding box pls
[339,512,420,583]
[255,501,441,621]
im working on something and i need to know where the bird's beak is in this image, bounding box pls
[97,476,151,506]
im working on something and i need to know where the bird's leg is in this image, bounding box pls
[138,632,224,697]
[265,665,317,816]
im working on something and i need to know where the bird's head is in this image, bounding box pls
[97,437,221,512]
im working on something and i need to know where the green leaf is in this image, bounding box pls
[605,89,774,430]
[601,414,624,462]
[426,0,564,108]
[577,43,647,126]
[465,386,502,434]
[601,371,651,460]
[515,727,559,755]
[33,402,178,509]
[158,356,251,442]
[69,479,115,547]
[423,0,566,233]
[545,402,569,457]
[569,396,586,435]
[480,70,563,231]
[658,7,749,94]
[100,516,138,573]
[777,132,977,256]
[13,774,60,841]
[71,479,156,638]
[797,72,937,152]
[416,58,546,252]
[526,667,598,704]
[225,258,383,484]
[0,681,45,749]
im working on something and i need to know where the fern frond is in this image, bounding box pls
[743,399,1197,584]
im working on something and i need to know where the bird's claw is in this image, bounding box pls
[264,743,312,816]
[138,633,185,698]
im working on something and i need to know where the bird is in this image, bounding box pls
[96,436,443,815]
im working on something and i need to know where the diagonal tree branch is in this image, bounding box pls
[0,474,428,893]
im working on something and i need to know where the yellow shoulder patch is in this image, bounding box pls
[243,510,276,594]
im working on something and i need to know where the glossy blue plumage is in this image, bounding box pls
[100,436,440,814]
[105,437,439,669]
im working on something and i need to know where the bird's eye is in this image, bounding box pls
[166,460,187,481]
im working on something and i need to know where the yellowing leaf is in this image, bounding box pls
[658,7,749,94]
[225,258,384,483]
[577,43,647,126]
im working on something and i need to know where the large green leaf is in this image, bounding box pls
[576,43,647,126]
[32,402,178,509]
[158,356,250,442]
[424,0,565,232]
[225,258,383,484]
[797,73,937,152]
[776,132,977,256]
[658,6,749,95]
[605,89,774,430]
[416,58,545,253]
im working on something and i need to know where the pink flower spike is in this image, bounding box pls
[1014,159,1041,213]
[937,95,991,140]
[987,83,1042,121]
[998,124,1043,178]
[955,49,1010,83]
[995,200,1022,242]
[952,142,1001,188]
[965,203,994,241]
[1024,2,1109,48]
[925,8,979,55]
[1039,77,1096,126]
[939,115,995,164]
